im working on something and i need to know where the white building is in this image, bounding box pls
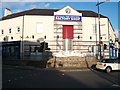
[119,30,120,42]
[0,6,118,60]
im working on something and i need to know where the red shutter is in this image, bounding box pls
[62,25,73,39]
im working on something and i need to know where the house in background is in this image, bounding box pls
[0,6,119,60]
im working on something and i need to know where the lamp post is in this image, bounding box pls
[96,0,110,60]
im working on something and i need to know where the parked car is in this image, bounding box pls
[96,58,120,73]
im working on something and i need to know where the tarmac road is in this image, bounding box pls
[2,65,120,88]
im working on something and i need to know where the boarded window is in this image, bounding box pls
[36,23,43,33]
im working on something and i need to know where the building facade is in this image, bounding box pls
[118,30,120,58]
[0,6,119,60]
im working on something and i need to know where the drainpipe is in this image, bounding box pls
[21,15,24,60]
[108,19,110,58]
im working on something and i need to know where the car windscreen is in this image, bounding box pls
[101,59,117,63]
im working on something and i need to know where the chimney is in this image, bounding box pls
[4,8,12,16]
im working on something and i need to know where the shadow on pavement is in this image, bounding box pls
[2,66,89,88]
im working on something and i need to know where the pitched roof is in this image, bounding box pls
[1,9,107,20]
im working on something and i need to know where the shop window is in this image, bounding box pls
[9,28,11,33]
[30,46,35,52]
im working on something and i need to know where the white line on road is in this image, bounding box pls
[59,69,90,72]
[112,84,120,87]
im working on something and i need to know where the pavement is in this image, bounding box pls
[2,65,90,72]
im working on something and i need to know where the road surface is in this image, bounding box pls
[2,65,120,88]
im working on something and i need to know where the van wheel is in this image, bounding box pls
[105,67,111,73]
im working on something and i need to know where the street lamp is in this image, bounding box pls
[96,0,110,60]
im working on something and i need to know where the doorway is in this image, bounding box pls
[62,25,73,51]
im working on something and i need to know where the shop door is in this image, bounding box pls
[62,25,73,51]
[63,25,73,39]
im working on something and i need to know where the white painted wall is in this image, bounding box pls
[0,16,116,45]
[82,17,109,42]
[23,15,54,42]
[0,6,117,57]
[109,22,116,43]
[54,6,82,16]
[0,16,23,42]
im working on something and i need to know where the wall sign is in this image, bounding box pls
[54,15,82,22]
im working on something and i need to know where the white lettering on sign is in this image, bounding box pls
[54,15,82,22]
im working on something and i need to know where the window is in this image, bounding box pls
[11,37,13,40]
[2,30,4,34]
[44,35,46,39]
[3,37,5,41]
[17,27,20,32]
[32,35,34,39]
[90,36,92,40]
[9,28,11,33]
[57,35,59,39]
[103,44,107,50]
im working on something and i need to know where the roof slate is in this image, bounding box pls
[1,9,107,20]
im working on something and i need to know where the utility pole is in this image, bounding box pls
[96,0,110,60]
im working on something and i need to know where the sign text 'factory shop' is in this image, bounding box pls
[54,15,82,22]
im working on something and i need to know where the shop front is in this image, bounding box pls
[109,41,119,59]
[2,41,21,60]
[54,6,82,55]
